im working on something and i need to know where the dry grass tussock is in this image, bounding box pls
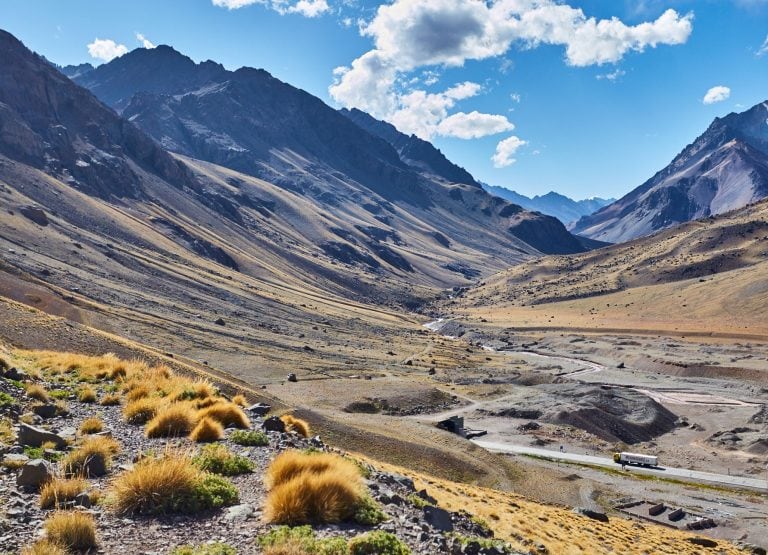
[39,477,88,509]
[20,539,68,555]
[25,383,49,402]
[232,393,247,407]
[264,451,367,525]
[44,511,97,551]
[62,435,120,477]
[190,417,224,443]
[197,403,250,429]
[280,415,311,438]
[109,450,238,515]
[79,416,103,434]
[123,397,162,424]
[145,402,197,438]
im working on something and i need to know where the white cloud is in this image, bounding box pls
[703,85,731,105]
[757,34,768,56]
[597,68,626,81]
[492,135,528,168]
[437,111,514,139]
[510,92,521,103]
[330,0,692,163]
[136,33,156,49]
[87,38,128,62]
[211,0,329,16]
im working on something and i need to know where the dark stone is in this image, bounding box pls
[574,507,609,523]
[262,416,286,433]
[687,538,717,548]
[247,403,271,416]
[214,317,226,326]
[423,505,453,532]
[31,403,57,419]
[17,423,67,448]
[287,373,298,383]
[16,459,54,489]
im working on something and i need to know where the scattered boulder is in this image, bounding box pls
[74,492,92,508]
[223,503,255,522]
[214,317,226,326]
[287,373,298,383]
[16,459,54,489]
[0,366,27,381]
[247,403,271,416]
[423,505,454,532]
[2,453,29,467]
[31,403,57,419]
[17,423,67,449]
[19,206,48,226]
[686,538,717,548]
[573,507,609,523]
[262,416,286,433]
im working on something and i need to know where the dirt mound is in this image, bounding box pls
[749,405,768,424]
[746,438,768,455]
[541,385,678,444]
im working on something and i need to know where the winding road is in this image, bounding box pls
[473,440,768,491]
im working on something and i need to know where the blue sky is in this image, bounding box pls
[1,0,767,200]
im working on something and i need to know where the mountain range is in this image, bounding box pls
[572,101,768,243]
[480,185,614,225]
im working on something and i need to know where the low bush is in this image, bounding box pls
[232,394,247,407]
[190,416,224,443]
[44,511,97,551]
[0,416,15,444]
[348,531,411,555]
[39,477,88,509]
[77,385,97,403]
[145,403,197,438]
[193,444,254,476]
[49,389,70,400]
[109,452,238,515]
[171,543,237,555]
[230,429,269,447]
[264,451,381,526]
[258,526,348,555]
[100,393,121,406]
[126,385,150,402]
[62,435,120,477]
[197,403,250,429]
[123,397,161,424]
[0,391,17,409]
[20,539,68,555]
[25,384,50,402]
[280,415,311,438]
[79,417,103,434]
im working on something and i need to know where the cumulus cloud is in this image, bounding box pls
[330,0,692,164]
[703,85,731,104]
[211,0,329,16]
[437,111,514,139]
[136,33,155,49]
[87,38,128,62]
[492,136,528,168]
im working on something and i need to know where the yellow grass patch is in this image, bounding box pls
[20,539,68,555]
[79,417,103,434]
[62,435,120,477]
[39,477,88,509]
[189,417,224,443]
[280,415,311,438]
[197,402,250,429]
[77,385,97,403]
[145,403,197,438]
[123,397,162,424]
[44,511,97,551]
[25,383,50,402]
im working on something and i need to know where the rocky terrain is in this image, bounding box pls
[572,101,768,243]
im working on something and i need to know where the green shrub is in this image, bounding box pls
[49,390,70,400]
[192,473,240,510]
[229,430,269,447]
[450,534,513,553]
[348,531,411,555]
[406,493,432,509]
[193,444,254,476]
[171,543,237,555]
[353,494,388,525]
[0,392,17,409]
[258,526,348,555]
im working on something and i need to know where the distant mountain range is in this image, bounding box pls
[572,101,768,243]
[481,185,614,226]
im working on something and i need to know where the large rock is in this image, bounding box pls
[16,459,54,489]
[17,423,67,448]
[247,403,271,416]
[31,403,57,419]
[262,416,286,433]
[423,505,454,532]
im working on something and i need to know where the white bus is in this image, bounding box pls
[613,452,658,467]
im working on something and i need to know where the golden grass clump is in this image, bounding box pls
[44,511,97,551]
[145,403,197,438]
[21,539,68,555]
[123,397,161,424]
[189,417,224,443]
[100,393,121,406]
[39,477,88,509]
[77,385,97,403]
[25,383,50,402]
[280,415,311,438]
[197,402,250,429]
[232,394,247,407]
[62,435,120,477]
[79,417,103,435]
[125,385,150,402]
[264,451,365,524]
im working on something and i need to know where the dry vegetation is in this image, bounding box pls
[43,511,97,551]
[39,477,88,509]
[280,414,311,438]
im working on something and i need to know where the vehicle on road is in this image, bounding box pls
[613,452,658,467]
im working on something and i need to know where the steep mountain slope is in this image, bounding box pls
[481,184,614,225]
[572,101,768,243]
[340,107,478,187]
[71,45,586,257]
